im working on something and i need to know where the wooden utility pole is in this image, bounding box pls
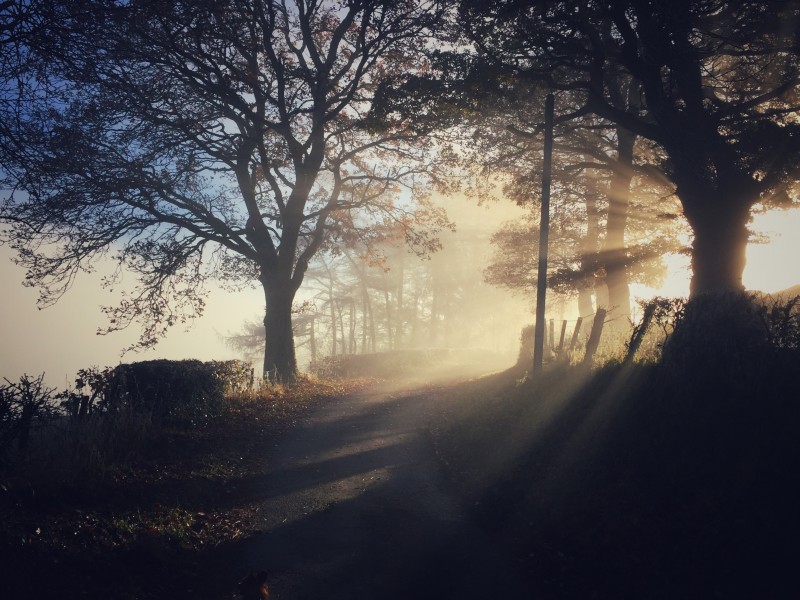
[533,94,555,374]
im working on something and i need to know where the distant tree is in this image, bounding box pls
[230,206,526,364]
[375,43,683,325]
[0,0,448,382]
[456,74,680,323]
[459,0,800,298]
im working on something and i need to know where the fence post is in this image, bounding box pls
[624,302,656,364]
[569,317,584,354]
[582,309,607,367]
[558,320,568,356]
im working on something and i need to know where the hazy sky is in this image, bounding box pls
[1,201,798,388]
[0,195,529,386]
[636,208,800,300]
[0,247,265,387]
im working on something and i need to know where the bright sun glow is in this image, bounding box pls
[744,208,800,293]
[631,207,800,303]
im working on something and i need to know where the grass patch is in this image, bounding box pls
[0,376,369,599]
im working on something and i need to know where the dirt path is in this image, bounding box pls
[234,379,531,599]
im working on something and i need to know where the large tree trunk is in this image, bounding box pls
[603,127,635,324]
[657,173,771,379]
[262,278,298,383]
[682,191,750,297]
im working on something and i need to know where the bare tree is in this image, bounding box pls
[0,0,448,381]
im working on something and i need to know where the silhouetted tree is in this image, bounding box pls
[460,77,679,324]
[0,0,448,382]
[459,0,800,297]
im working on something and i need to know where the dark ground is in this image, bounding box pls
[3,358,536,600]
[430,358,800,600]
[6,348,799,599]
[0,380,365,599]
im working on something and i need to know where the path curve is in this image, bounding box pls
[239,379,531,599]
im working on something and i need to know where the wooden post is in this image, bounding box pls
[548,318,555,351]
[624,302,656,364]
[558,320,568,356]
[569,317,584,353]
[533,93,555,374]
[582,308,607,367]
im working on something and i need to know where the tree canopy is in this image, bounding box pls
[459,0,800,296]
[3,0,800,376]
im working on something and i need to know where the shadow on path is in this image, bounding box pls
[231,382,534,599]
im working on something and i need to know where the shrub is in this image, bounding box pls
[624,296,687,363]
[517,325,534,366]
[58,366,115,418]
[208,359,254,394]
[0,374,58,454]
[105,359,224,425]
[760,294,800,349]
[651,291,800,403]
[93,359,252,425]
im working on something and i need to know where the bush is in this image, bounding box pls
[517,325,534,366]
[208,359,254,394]
[760,293,800,349]
[105,359,228,425]
[0,374,58,454]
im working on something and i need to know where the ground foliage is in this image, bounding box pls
[0,376,368,599]
[430,335,800,598]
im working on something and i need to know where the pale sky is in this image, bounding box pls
[0,247,265,387]
[1,204,798,388]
